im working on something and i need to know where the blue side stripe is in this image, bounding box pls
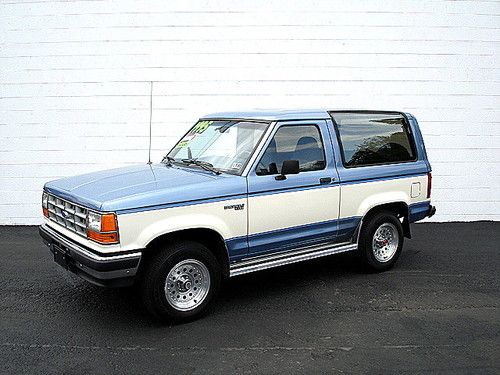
[226,216,362,261]
[247,219,338,256]
[337,216,363,240]
[225,236,249,261]
[249,183,324,197]
[339,172,427,186]
[115,194,247,214]
[248,172,426,197]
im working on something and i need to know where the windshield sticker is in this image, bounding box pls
[231,162,243,170]
[192,120,212,134]
[177,121,213,148]
[178,134,196,147]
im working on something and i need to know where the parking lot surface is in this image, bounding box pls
[1,222,499,374]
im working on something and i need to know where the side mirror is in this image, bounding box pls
[275,160,299,180]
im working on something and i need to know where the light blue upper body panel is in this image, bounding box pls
[44,109,429,215]
[202,109,415,123]
[201,109,331,121]
[44,164,247,213]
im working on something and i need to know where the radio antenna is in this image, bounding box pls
[147,81,153,164]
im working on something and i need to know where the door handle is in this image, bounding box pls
[320,177,332,184]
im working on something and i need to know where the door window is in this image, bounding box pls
[256,125,326,176]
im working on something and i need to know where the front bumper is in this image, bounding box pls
[39,224,142,287]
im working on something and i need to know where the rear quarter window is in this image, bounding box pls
[330,112,417,167]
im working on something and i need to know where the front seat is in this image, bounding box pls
[294,136,324,170]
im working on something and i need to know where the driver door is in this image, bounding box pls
[246,120,340,257]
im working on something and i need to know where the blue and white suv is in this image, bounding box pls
[39,109,436,321]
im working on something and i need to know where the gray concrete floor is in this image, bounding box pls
[1,222,499,374]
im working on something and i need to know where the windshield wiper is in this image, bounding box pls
[161,155,176,166]
[181,158,221,175]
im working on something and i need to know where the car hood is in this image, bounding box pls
[44,164,247,212]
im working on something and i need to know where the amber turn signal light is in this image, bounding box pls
[100,213,118,232]
[87,230,119,244]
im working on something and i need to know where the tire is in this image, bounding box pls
[358,210,404,272]
[140,240,221,323]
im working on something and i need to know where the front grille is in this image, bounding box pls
[47,194,88,237]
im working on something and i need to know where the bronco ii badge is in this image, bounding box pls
[224,204,245,211]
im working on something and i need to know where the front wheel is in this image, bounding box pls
[358,211,404,272]
[140,241,221,322]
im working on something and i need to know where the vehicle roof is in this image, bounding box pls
[200,109,409,122]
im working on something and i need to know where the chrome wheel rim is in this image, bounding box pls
[164,259,211,311]
[372,223,399,263]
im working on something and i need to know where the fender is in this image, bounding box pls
[141,213,232,248]
[355,191,410,218]
[353,200,411,243]
[116,198,247,251]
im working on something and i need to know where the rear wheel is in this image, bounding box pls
[141,241,221,322]
[358,211,404,272]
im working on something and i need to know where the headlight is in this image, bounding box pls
[42,192,48,217]
[87,211,102,232]
[87,211,119,244]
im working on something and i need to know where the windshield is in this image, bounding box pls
[166,120,270,175]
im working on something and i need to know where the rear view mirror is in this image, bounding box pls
[275,160,300,180]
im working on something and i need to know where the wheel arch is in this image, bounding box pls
[142,227,230,278]
[353,201,411,242]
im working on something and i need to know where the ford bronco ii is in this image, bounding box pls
[40,110,436,321]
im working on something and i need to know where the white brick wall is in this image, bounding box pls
[1,0,499,224]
